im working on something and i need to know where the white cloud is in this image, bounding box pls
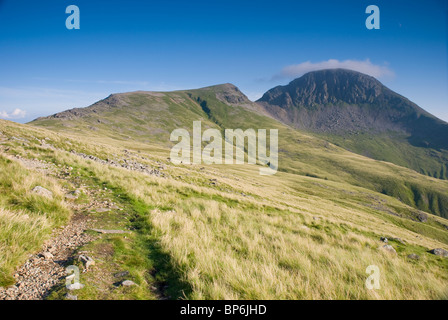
[277,59,394,79]
[0,108,27,119]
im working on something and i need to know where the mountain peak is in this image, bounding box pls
[257,68,448,151]
[258,68,386,106]
[195,83,251,105]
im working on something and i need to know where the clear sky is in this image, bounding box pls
[0,0,447,123]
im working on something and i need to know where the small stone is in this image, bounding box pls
[428,248,448,258]
[381,245,397,255]
[121,280,136,287]
[42,252,54,260]
[114,271,130,278]
[417,212,428,223]
[407,254,420,260]
[79,255,95,270]
[65,194,78,201]
[380,237,388,243]
[90,229,129,234]
[391,237,405,245]
[31,186,53,199]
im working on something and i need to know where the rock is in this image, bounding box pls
[79,255,95,270]
[121,280,136,287]
[417,212,428,223]
[407,254,420,260]
[90,229,130,234]
[114,271,130,278]
[41,252,54,260]
[0,214,95,300]
[381,245,397,255]
[390,237,405,245]
[428,248,448,258]
[65,194,78,201]
[380,237,388,243]
[31,186,53,199]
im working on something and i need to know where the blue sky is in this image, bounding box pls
[0,0,447,123]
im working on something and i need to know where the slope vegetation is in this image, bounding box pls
[1,117,447,299]
[257,69,448,179]
[31,85,448,219]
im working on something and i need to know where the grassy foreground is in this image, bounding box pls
[0,154,71,285]
[0,119,447,299]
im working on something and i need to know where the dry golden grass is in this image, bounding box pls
[0,119,447,299]
[62,153,448,299]
[0,153,71,285]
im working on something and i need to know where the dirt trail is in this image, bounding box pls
[0,214,95,300]
[0,149,167,300]
[0,156,97,300]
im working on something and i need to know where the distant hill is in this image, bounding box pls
[31,83,270,145]
[257,69,448,179]
[30,82,448,219]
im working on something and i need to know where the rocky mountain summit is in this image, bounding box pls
[257,69,448,150]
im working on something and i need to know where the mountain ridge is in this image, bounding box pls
[257,69,447,139]
[32,69,448,180]
[255,69,448,179]
[28,78,448,219]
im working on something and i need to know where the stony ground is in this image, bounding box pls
[0,150,157,300]
[0,214,96,300]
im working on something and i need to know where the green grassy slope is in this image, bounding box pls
[1,119,447,299]
[0,146,71,285]
[314,131,448,180]
[31,85,448,219]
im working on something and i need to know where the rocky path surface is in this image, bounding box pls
[0,145,167,300]
[0,155,97,300]
[0,214,96,300]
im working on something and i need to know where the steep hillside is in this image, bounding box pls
[1,119,448,299]
[31,84,266,146]
[257,69,448,179]
[31,85,448,219]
